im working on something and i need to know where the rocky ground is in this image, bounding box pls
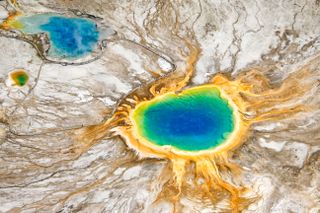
[0,0,319,212]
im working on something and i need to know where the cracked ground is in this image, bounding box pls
[0,0,320,212]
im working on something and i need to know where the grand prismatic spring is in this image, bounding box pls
[0,0,320,212]
[77,45,317,212]
[132,86,236,152]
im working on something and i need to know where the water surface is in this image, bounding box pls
[9,70,29,86]
[14,14,100,58]
[132,86,235,151]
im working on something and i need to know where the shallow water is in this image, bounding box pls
[15,14,99,58]
[8,69,29,86]
[133,86,235,151]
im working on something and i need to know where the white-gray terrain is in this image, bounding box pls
[0,0,319,212]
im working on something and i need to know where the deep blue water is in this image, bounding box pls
[39,16,99,57]
[18,14,99,58]
[133,87,235,151]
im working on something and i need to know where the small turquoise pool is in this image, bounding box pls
[132,86,235,152]
[14,14,99,58]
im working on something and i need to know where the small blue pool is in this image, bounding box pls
[15,14,100,58]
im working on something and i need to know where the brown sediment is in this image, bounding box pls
[9,0,21,9]
[74,38,319,211]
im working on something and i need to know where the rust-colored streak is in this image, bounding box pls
[0,11,21,30]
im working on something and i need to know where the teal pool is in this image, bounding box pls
[14,14,100,58]
[132,86,235,152]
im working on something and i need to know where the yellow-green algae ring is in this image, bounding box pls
[8,69,29,87]
[122,84,248,160]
